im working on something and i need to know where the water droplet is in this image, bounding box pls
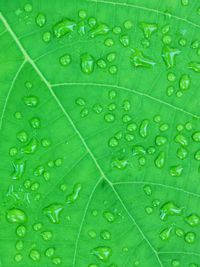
[42,31,51,42]
[100,230,111,240]
[92,246,112,262]
[88,17,97,28]
[45,247,55,257]
[16,225,26,237]
[41,138,51,147]
[185,214,200,227]
[24,3,32,12]
[16,130,28,143]
[59,54,71,66]
[90,23,110,38]
[143,185,152,196]
[179,74,190,90]
[139,22,157,39]
[167,72,176,81]
[52,257,62,265]
[21,138,38,154]
[33,222,43,231]
[155,135,167,146]
[29,117,41,129]
[66,183,82,204]
[53,18,76,38]
[103,211,115,222]
[139,119,149,138]
[174,134,188,146]
[43,203,63,223]
[192,132,200,142]
[35,13,46,27]
[130,48,156,68]
[15,240,24,250]
[132,145,146,156]
[167,86,174,96]
[181,0,189,6]
[159,123,169,132]
[162,35,172,45]
[160,201,182,220]
[145,206,153,215]
[188,62,200,73]
[109,65,118,74]
[78,10,87,19]
[155,151,165,168]
[124,20,133,29]
[127,123,137,132]
[194,150,200,161]
[97,59,107,69]
[93,104,103,114]
[23,95,39,107]
[14,111,22,119]
[170,165,183,177]
[29,249,40,261]
[108,137,118,147]
[34,165,45,176]
[177,147,188,160]
[125,133,134,142]
[104,38,114,47]
[11,159,26,180]
[9,147,18,157]
[119,34,130,47]
[41,231,53,241]
[159,226,173,241]
[14,253,23,262]
[88,230,97,239]
[6,208,27,224]
[104,113,115,123]
[113,26,121,34]
[147,146,156,155]
[122,114,131,123]
[171,260,180,267]
[175,227,184,237]
[107,52,116,62]
[81,53,95,74]
[184,232,196,244]
[162,46,180,68]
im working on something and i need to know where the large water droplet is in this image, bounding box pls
[53,18,76,38]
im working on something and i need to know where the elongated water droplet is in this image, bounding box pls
[154,151,165,168]
[92,246,112,262]
[139,119,149,138]
[66,183,82,204]
[139,22,157,39]
[53,18,76,38]
[43,203,63,224]
[131,48,156,68]
[160,226,173,241]
[21,138,38,154]
[162,46,180,68]
[90,23,110,37]
[188,62,200,73]
[11,159,26,180]
[160,201,182,220]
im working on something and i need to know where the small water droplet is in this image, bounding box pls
[59,54,71,66]
[35,13,46,27]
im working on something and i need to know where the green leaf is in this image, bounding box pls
[0,0,200,266]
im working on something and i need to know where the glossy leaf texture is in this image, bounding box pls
[0,0,200,266]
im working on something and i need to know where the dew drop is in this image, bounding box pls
[159,226,173,241]
[42,31,51,43]
[45,247,55,257]
[143,185,152,196]
[103,211,115,222]
[185,214,200,227]
[179,74,190,90]
[184,232,196,244]
[59,54,71,66]
[162,46,180,68]
[23,95,39,107]
[139,119,149,138]
[21,138,38,154]
[119,34,130,47]
[35,13,46,27]
[16,225,26,237]
[139,22,157,39]
[29,117,41,129]
[130,48,156,68]
[29,249,40,261]
[104,113,115,123]
[11,159,26,180]
[100,230,111,240]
